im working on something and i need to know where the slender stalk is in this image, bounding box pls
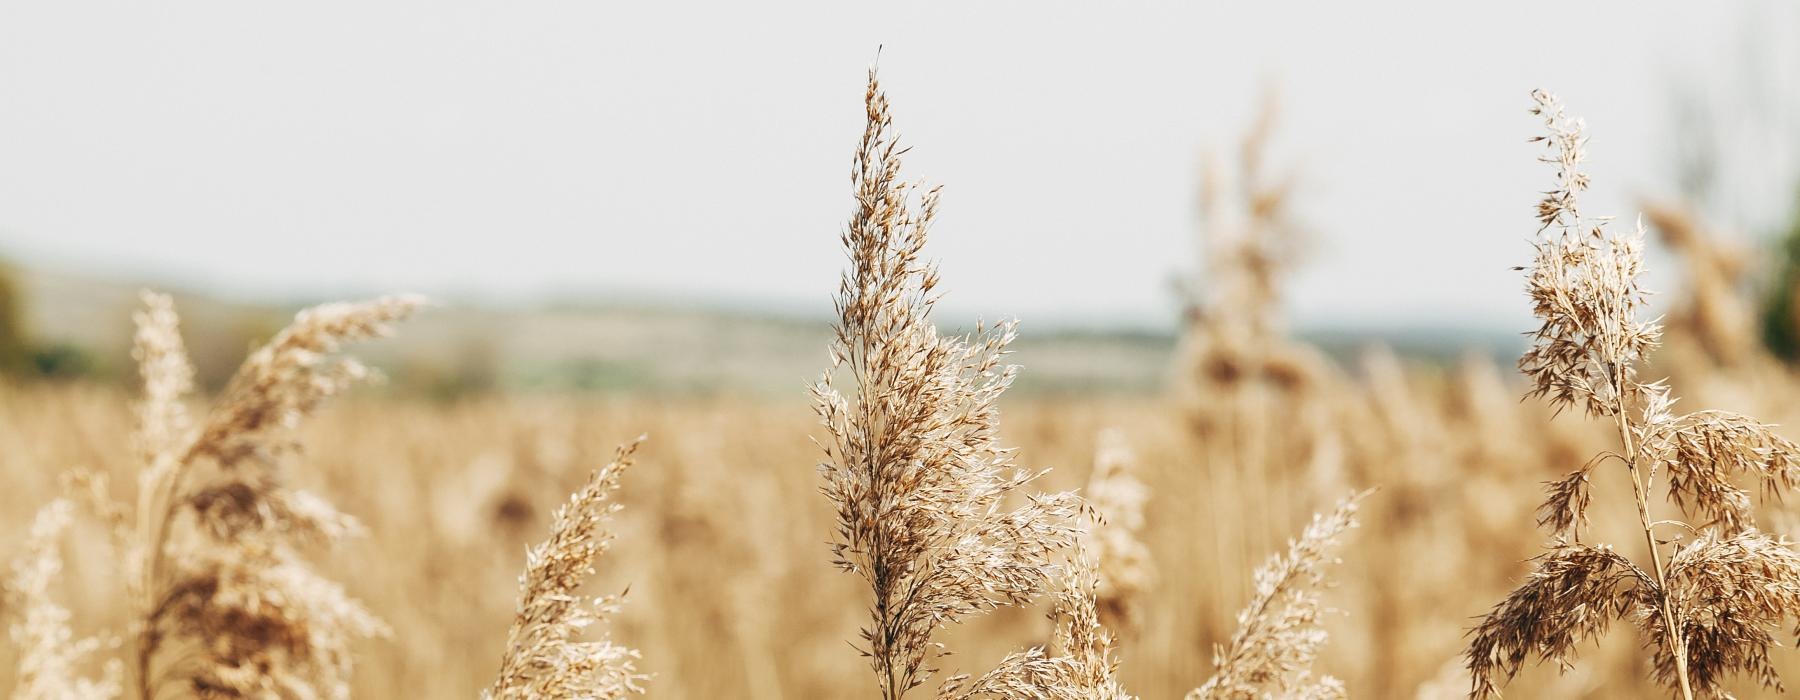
[134,452,195,700]
[121,294,417,698]
[850,331,905,700]
[1611,375,1693,700]
[815,67,1080,698]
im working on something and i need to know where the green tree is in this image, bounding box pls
[0,260,29,375]
[1762,191,1800,361]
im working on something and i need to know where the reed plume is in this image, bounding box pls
[1642,200,1758,372]
[128,291,420,699]
[1175,91,1333,418]
[1172,95,1346,596]
[1081,429,1153,636]
[1189,491,1365,700]
[487,438,647,699]
[1467,90,1800,700]
[5,499,124,700]
[811,66,1081,699]
[936,552,1135,700]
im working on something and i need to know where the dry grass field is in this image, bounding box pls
[0,381,1573,697]
[6,352,1794,698]
[7,79,1800,699]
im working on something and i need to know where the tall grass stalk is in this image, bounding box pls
[811,66,1081,699]
[1468,90,1800,700]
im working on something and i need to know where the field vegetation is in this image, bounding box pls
[7,69,1800,699]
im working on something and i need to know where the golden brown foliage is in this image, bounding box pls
[488,439,647,699]
[811,67,1082,699]
[1642,201,1759,373]
[1082,429,1154,637]
[1191,491,1365,700]
[1469,90,1800,700]
[937,554,1135,700]
[13,78,1800,700]
[4,499,123,700]
[129,292,419,699]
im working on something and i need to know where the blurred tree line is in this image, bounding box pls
[0,260,98,380]
[1764,206,1800,361]
[0,260,497,399]
[1662,5,1800,361]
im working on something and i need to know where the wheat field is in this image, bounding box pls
[8,75,1800,699]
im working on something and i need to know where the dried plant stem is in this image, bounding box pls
[877,553,902,700]
[134,471,186,699]
[6,499,124,700]
[126,292,418,699]
[813,65,1080,698]
[1466,90,1800,699]
[487,439,647,699]
[1191,491,1366,700]
[1612,396,1692,700]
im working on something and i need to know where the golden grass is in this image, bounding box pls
[3,360,1800,698]
[1465,90,1800,700]
[8,77,1800,699]
[814,67,1088,698]
[0,381,1627,697]
[487,438,645,698]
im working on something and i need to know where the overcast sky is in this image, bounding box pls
[0,2,1794,331]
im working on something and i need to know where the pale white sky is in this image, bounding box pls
[0,2,1793,330]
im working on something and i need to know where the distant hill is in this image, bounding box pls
[12,265,1521,397]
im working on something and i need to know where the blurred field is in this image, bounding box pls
[10,267,1517,399]
[4,322,1797,697]
[5,67,1800,700]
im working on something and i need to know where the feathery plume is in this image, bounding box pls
[1646,531,1800,695]
[487,438,647,699]
[811,66,1081,699]
[5,499,124,700]
[936,553,1135,700]
[1466,542,1644,697]
[129,291,196,607]
[1081,429,1154,636]
[130,292,420,699]
[1641,200,1758,371]
[1189,491,1366,700]
[1469,90,1800,700]
[1516,91,1659,418]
